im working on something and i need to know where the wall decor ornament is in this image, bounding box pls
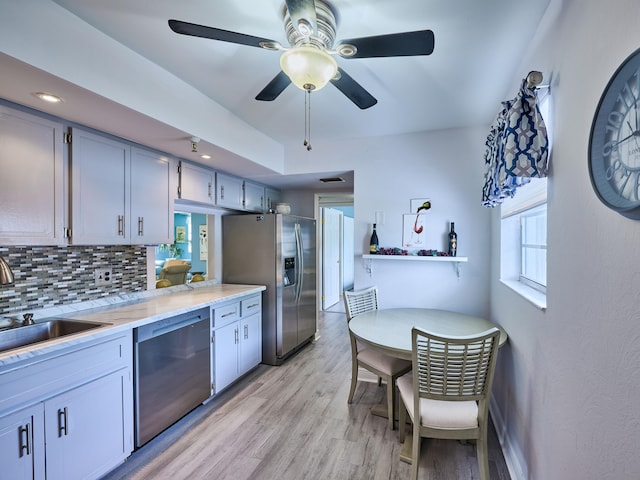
[403,199,432,248]
[199,225,208,261]
[175,226,186,243]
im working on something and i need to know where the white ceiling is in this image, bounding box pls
[0,0,551,190]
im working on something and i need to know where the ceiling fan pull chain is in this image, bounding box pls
[304,88,312,151]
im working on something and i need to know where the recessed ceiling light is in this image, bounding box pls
[200,154,211,160]
[33,92,64,104]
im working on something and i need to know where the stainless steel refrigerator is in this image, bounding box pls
[222,213,316,365]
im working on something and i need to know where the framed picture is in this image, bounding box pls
[199,225,208,260]
[410,198,431,214]
[403,213,427,248]
[175,226,186,243]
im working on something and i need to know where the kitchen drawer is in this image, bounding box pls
[213,301,240,328]
[0,331,132,416]
[241,295,261,317]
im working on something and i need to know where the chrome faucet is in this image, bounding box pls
[22,313,34,326]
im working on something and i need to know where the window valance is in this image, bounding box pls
[482,72,549,207]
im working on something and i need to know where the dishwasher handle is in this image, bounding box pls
[135,307,209,342]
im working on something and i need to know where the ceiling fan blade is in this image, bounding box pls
[256,71,292,101]
[285,0,317,35]
[330,68,377,110]
[337,30,435,58]
[168,19,279,49]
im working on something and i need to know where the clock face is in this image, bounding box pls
[589,48,640,218]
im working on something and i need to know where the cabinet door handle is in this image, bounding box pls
[244,324,249,340]
[234,327,239,345]
[18,423,31,457]
[118,215,126,236]
[138,217,144,236]
[207,181,212,199]
[58,407,68,437]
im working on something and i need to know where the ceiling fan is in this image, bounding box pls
[168,0,435,110]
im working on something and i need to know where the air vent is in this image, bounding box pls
[319,177,345,183]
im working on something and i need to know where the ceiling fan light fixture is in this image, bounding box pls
[280,45,338,92]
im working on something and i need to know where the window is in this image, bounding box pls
[499,90,551,309]
[520,203,547,289]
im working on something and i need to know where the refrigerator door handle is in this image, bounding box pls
[295,222,303,302]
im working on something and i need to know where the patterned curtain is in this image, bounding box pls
[482,77,549,207]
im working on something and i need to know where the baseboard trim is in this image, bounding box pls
[490,397,528,480]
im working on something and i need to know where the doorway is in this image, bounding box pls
[315,193,354,311]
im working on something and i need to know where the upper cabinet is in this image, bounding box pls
[0,105,66,246]
[243,181,265,212]
[177,161,282,213]
[265,188,282,212]
[70,129,130,245]
[130,147,174,245]
[178,161,214,204]
[216,172,244,210]
[70,128,173,245]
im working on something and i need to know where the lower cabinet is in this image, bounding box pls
[0,403,45,480]
[45,369,130,480]
[212,294,262,394]
[239,313,262,373]
[0,332,133,480]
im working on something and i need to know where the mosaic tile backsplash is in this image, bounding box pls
[0,245,147,316]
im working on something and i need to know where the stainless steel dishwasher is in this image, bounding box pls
[134,307,210,447]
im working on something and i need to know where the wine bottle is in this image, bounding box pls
[369,223,379,254]
[448,222,457,257]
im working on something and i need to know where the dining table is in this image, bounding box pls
[348,308,507,360]
[348,307,508,463]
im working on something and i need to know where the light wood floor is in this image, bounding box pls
[102,305,511,480]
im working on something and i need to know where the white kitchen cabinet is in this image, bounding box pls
[70,129,174,245]
[265,188,281,212]
[179,161,214,204]
[212,294,262,394]
[0,105,66,246]
[70,128,130,245]
[0,331,133,480]
[0,370,130,480]
[213,321,240,393]
[44,369,130,480]
[239,312,262,374]
[0,404,45,480]
[131,147,174,245]
[215,172,244,210]
[243,181,265,212]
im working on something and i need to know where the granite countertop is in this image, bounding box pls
[0,282,265,367]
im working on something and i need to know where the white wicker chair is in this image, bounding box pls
[398,326,501,480]
[344,286,412,429]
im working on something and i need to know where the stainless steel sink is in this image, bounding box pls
[0,319,108,353]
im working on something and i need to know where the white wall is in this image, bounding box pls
[489,0,640,478]
[285,126,492,318]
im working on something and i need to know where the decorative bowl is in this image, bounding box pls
[275,203,291,214]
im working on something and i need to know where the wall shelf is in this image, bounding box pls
[362,254,468,278]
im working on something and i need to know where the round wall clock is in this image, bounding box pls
[589,47,640,219]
